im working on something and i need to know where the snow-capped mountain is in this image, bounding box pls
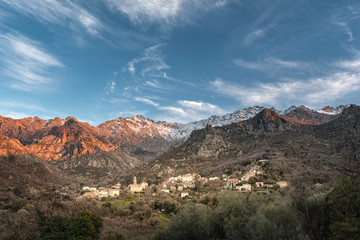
[317,104,351,115]
[167,106,264,141]
[0,104,349,161]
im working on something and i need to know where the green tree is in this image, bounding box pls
[152,204,210,240]
[325,178,360,239]
[37,209,103,240]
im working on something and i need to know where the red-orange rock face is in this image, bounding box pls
[97,115,173,146]
[0,134,28,156]
[0,115,174,160]
[0,116,116,160]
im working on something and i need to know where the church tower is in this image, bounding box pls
[133,176,137,185]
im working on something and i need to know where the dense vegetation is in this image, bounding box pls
[149,178,360,240]
[1,175,359,239]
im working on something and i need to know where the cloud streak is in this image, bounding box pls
[0,33,64,91]
[2,0,103,37]
[234,57,304,71]
[106,0,228,27]
[211,70,360,108]
[135,97,226,123]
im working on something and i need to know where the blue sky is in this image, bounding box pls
[0,0,360,124]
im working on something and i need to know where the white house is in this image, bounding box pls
[181,192,189,198]
[108,189,120,197]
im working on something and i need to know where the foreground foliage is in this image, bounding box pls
[37,209,103,240]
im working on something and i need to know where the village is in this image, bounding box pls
[78,163,289,200]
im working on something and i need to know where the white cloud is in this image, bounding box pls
[105,81,116,95]
[337,58,360,70]
[338,22,354,42]
[109,110,148,119]
[106,0,229,26]
[133,96,226,123]
[234,57,304,71]
[211,70,360,108]
[144,80,167,89]
[2,0,102,37]
[134,97,160,107]
[215,0,227,7]
[3,111,30,119]
[127,43,169,76]
[107,0,182,24]
[178,100,226,115]
[0,33,64,91]
[243,29,265,45]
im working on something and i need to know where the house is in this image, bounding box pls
[182,174,194,182]
[140,182,148,189]
[128,176,143,193]
[170,186,177,192]
[180,192,189,198]
[209,177,220,181]
[82,186,90,191]
[161,189,170,193]
[82,186,96,191]
[108,189,120,197]
[277,181,288,188]
[183,181,195,189]
[177,185,184,191]
[239,183,252,192]
[168,177,178,182]
[99,190,109,197]
[241,169,257,181]
[256,182,264,187]
[263,184,273,188]
[229,178,239,185]
[112,182,121,189]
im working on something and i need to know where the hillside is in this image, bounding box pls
[131,106,359,184]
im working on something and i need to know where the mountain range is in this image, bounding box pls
[0,105,351,160]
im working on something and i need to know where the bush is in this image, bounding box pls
[151,204,210,240]
[37,209,103,240]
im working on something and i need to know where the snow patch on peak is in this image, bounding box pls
[317,104,351,115]
[166,106,265,141]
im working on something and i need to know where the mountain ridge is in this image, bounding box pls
[0,104,351,162]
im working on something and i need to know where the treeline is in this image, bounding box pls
[150,178,360,240]
[1,178,359,239]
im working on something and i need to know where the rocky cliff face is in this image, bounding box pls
[282,105,338,125]
[0,104,348,162]
[0,116,116,160]
[136,106,359,180]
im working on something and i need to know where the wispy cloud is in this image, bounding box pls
[0,33,64,91]
[243,29,265,45]
[123,43,191,93]
[0,100,63,119]
[4,111,30,119]
[106,0,228,27]
[127,43,169,76]
[234,57,304,71]
[105,81,116,95]
[178,100,226,115]
[134,96,226,123]
[2,0,103,37]
[211,70,360,108]
[134,97,160,107]
[109,110,148,119]
[337,22,354,42]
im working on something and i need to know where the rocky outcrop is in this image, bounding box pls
[0,134,28,156]
[283,105,338,125]
[0,116,116,160]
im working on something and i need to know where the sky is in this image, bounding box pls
[0,0,360,125]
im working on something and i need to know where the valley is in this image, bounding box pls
[0,104,359,239]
